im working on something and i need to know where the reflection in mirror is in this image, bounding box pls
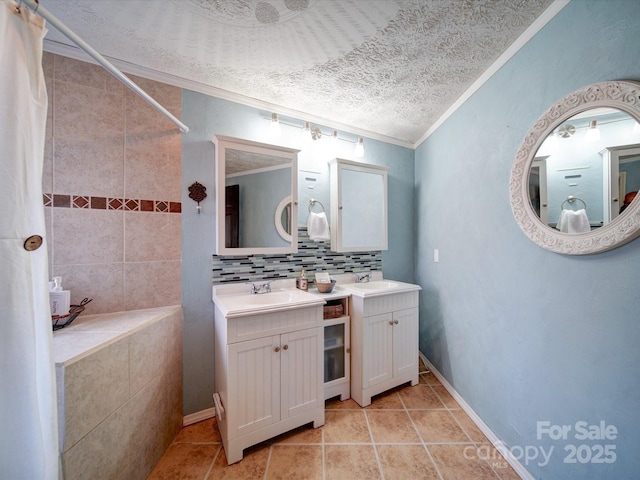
[510,80,640,254]
[530,108,640,233]
[213,135,299,255]
[275,196,292,242]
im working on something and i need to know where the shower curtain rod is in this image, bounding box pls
[21,0,190,133]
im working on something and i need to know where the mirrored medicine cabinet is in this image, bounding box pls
[329,158,388,252]
[213,135,299,255]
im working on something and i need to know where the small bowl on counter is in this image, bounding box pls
[314,279,337,293]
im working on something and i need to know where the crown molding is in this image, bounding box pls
[413,0,572,149]
[43,40,413,149]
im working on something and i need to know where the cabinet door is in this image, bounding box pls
[362,313,393,388]
[228,335,281,436]
[392,308,419,378]
[281,328,322,419]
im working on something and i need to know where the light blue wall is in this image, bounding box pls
[181,95,414,414]
[415,1,640,478]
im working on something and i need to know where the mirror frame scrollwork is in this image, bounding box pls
[509,80,640,254]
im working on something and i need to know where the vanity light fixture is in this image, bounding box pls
[310,125,322,140]
[354,137,364,158]
[302,121,311,138]
[585,120,600,142]
[269,113,281,137]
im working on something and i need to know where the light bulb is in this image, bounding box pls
[269,113,281,137]
[354,137,364,158]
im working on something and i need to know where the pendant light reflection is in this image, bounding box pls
[269,113,281,137]
[354,137,364,158]
[585,120,600,142]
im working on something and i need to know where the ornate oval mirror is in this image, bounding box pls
[510,81,640,254]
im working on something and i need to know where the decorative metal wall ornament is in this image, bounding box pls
[188,181,207,213]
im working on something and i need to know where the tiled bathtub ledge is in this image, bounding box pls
[53,305,183,480]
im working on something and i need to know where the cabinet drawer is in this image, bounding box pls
[227,306,322,344]
[361,292,418,317]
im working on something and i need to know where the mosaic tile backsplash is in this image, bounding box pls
[212,228,382,284]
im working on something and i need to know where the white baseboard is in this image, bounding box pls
[183,407,217,427]
[419,352,533,480]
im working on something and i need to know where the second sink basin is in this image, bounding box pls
[349,281,399,291]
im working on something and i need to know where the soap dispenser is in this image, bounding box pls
[296,269,308,291]
[49,276,71,316]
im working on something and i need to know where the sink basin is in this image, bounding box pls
[341,279,421,297]
[350,281,399,291]
[213,288,325,317]
[240,292,299,305]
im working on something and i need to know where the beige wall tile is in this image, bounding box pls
[129,316,169,395]
[54,136,125,197]
[63,404,131,480]
[125,136,182,202]
[125,212,181,262]
[63,337,130,450]
[124,261,181,310]
[42,51,54,79]
[127,376,169,479]
[52,208,124,265]
[43,80,53,194]
[52,263,124,315]
[55,55,123,93]
[54,79,123,141]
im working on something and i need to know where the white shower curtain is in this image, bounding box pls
[0,1,59,478]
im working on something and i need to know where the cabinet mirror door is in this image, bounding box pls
[330,158,388,252]
[213,135,299,255]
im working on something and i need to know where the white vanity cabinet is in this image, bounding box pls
[349,290,419,407]
[213,302,325,464]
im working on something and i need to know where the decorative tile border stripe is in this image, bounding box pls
[43,193,181,213]
[212,228,382,285]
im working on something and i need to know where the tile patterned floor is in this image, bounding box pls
[148,369,521,480]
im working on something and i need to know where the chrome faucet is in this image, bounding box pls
[355,273,371,283]
[250,281,272,294]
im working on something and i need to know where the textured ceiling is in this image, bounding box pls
[41,0,556,145]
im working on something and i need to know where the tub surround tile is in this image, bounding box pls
[52,208,124,265]
[62,403,131,480]
[62,337,130,450]
[44,53,182,320]
[125,212,181,262]
[55,307,183,480]
[54,136,125,198]
[55,54,123,93]
[124,261,181,310]
[54,79,124,141]
[52,262,124,315]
